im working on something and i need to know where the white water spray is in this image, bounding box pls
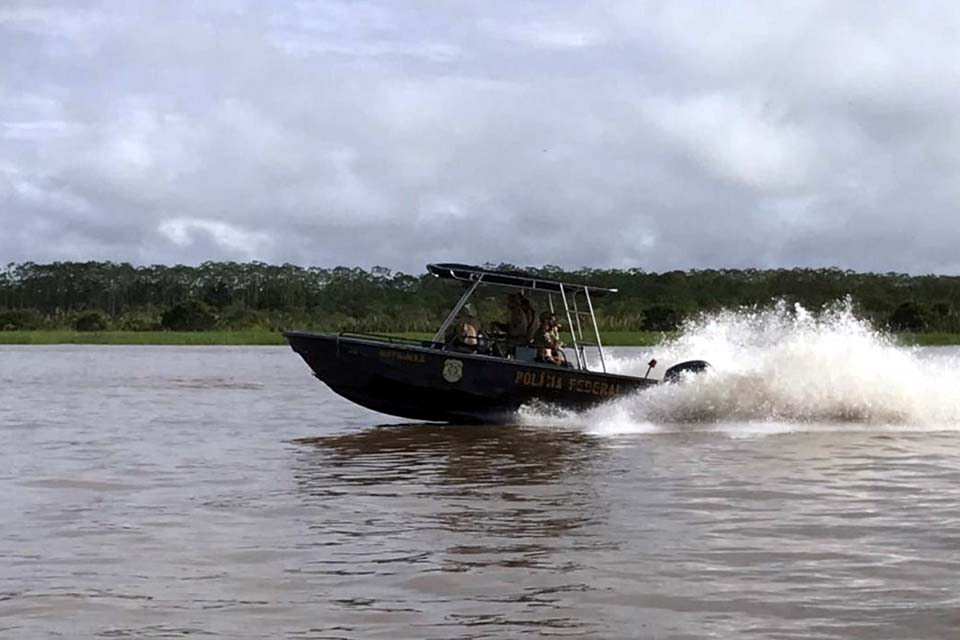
[520,301,960,433]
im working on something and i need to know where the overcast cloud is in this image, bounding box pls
[2,1,960,273]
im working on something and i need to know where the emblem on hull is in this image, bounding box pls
[442,359,463,383]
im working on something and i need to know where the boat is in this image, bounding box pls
[283,263,708,423]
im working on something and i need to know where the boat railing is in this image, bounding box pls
[544,286,607,373]
[337,331,438,348]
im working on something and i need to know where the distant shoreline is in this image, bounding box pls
[0,330,956,347]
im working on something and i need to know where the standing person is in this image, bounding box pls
[506,293,530,347]
[519,292,537,342]
[503,291,538,355]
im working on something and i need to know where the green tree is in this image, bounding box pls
[161,300,217,331]
[642,304,682,331]
[0,309,43,330]
[74,310,110,331]
[889,302,930,332]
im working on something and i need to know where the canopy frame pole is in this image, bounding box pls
[584,287,606,373]
[432,275,484,345]
[572,292,586,368]
[558,283,583,370]
[572,292,585,340]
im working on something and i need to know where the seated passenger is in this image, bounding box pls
[445,304,480,352]
[534,311,567,366]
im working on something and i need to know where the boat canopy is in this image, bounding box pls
[427,263,617,296]
[428,263,614,373]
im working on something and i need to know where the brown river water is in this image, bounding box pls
[2,343,960,638]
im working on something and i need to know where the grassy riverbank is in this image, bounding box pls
[1,330,957,346]
[0,330,288,345]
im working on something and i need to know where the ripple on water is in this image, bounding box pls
[2,345,960,638]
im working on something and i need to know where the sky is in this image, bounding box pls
[2,1,960,274]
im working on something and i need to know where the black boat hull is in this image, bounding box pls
[284,331,657,423]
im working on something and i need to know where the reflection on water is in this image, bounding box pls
[287,425,614,635]
[294,423,602,485]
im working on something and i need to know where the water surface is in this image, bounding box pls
[2,344,959,638]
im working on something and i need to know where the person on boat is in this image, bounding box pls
[506,291,536,347]
[445,304,480,352]
[534,311,567,366]
[520,292,537,341]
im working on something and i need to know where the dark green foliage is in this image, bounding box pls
[889,302,930,332]
[642,305,682,331]
[161,300,217,331]
[74,310,110,332]
[116,309,161,331]
[0,308,43,331]
[202,279,233,309]
[217,305,265,331]
[3,261,960,334]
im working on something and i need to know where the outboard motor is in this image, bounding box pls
[663,359,711,383]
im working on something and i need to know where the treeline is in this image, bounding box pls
[1,261,959,333]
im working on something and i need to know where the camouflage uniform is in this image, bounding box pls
[535,313,565,365]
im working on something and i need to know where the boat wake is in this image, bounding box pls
[519,300,960,434]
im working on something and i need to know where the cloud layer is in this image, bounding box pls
[3,1,960,273]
